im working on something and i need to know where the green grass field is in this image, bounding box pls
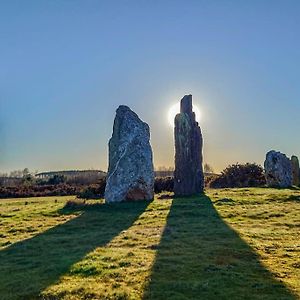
[0,188,299,299]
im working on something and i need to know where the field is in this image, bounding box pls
[0,188,299,300]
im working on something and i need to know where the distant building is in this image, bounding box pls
[35,170,106,179]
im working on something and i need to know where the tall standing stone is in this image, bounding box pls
[105,105,154,203]
[174,95,204,196]
[264,150,292,188]
[291,155,300,186]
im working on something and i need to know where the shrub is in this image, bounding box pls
[154,177,174,193]
[205,174,219,187]
[0,184,80,198]
[77,178,106,199]
[208,163,266,188]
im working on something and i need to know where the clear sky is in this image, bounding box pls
[1,1,300,174]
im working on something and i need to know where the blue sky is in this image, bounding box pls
[1,1,300,173]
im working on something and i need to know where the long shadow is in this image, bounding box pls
[143,195,296,300]
[0,201,149,300]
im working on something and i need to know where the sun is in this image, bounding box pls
[167,103,201,127]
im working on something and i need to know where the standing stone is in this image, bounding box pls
[105,105,154,203]
[174,95,204,196]
[264,150,292,188]
[291,155,300,186]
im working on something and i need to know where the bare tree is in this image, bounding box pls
[22,168,30,177]
[204,163,214,174]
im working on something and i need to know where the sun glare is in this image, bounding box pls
[167,103,201,127]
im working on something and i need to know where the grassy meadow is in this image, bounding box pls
[0,188,299,299]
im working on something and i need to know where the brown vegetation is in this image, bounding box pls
[0,164,267,199]
[154,177,174,193]
[0,184,80,198]
[208,163,266,188]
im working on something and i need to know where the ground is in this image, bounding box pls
[0,188,299,300]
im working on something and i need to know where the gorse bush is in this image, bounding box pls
[208,163,266,188]
[0,184,79,198]
[154,177,174,193]
[0,177,106,199]
[205,174,219,187]
[77,178,106,199]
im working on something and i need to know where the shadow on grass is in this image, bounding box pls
[262,186,300,191]
[143,195,296,300]
[285,195,300,203]
[0,201,149,300]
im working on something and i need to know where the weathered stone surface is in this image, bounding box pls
[291,155,300,186]
[174,95,204,196]
[264,150,292,188]
[104,105,154,203]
